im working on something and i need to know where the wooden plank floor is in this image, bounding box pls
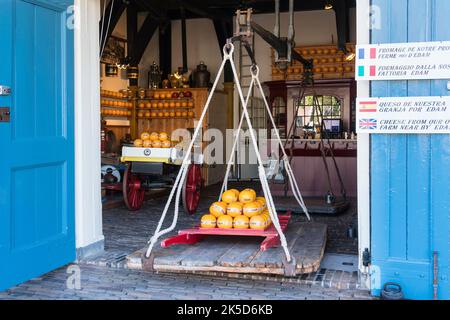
[274,196,350,215]
[127,222,327,276]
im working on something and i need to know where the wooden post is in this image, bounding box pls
[159,21,172,80]
[223,82,234,129]
[127,3,138,87]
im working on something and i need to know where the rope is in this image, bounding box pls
[145,52,229,259]
[219,80,254,201]
[145,43,309,264]
[253,74,310,220]
[100,0,115,58]
[228,60,292,262]
[219,73,310,221]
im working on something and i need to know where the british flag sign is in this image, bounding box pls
[359,119,378,130]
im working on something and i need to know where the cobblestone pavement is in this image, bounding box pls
[0,264,372,300]
[0,182,371,300]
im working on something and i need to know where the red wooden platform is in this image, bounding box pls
[161,212,292,251]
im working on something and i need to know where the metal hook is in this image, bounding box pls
[223,42,235,57]
[250,64,260,78]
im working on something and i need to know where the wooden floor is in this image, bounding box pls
[127,221,327,276]
[274,196,350,215]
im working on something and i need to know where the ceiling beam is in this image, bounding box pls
[133,14,159,65]
[159,20,172,79]
[177,0,231,21]
[134,0,168,20]
[333,0,350,52]
[127,2,139,86]
[213,17,234,82]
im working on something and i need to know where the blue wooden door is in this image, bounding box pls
[371,0,450,300]
[0,0,75,290]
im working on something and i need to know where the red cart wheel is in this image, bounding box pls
[182,164,202,215]
[123,164,145,211]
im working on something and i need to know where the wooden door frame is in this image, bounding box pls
[74,0,104,258]
[356,0,371,281]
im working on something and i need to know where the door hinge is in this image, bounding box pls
[0,107,10,122]
[0,86,11,96]
[362,248,371,267]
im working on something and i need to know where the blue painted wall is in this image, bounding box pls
[371,0,450,300]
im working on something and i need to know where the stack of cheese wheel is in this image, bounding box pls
[200,188,270,230]
[134,131,172,148]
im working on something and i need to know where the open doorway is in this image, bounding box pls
[90,0,366,289]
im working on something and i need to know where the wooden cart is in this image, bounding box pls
[120,146,203,213]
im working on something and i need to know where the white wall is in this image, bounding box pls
[170,19,225,88]
[139,19,224,89]
[75,0,104,253]
[138,26,159,88]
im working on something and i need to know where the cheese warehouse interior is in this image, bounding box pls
[98,0,360,279]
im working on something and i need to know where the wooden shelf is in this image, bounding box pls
[137,117,194,120]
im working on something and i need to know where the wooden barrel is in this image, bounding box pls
[127,66,139,79]
[105,64,118,77]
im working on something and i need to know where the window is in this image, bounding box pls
[295,95,342,133]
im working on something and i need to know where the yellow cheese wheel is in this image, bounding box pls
[134,139,143,147]
[161,140,171,148]
[226,202,243,218]
[200,214,216,228]
[256,197,267,210]
[141,132,151,141]
[233,215,250,229]
[221,190,238,203]
[217,215,233,229]
[239,188,256,203]
[209,201,227,218]
[243,201,262,218]
[152,140,162,148]
[159,132,169,141]
[150,132,159,141]
[142,140,152,148]
[250,215,267,231]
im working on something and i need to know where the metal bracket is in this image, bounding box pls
[0,107,10,122]
[0,86,11,96]
[282,256,297,277]
[234,9,253,40]
[141,252,155,272]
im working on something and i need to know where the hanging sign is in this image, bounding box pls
[356,96,450,134]
[356,41,450,80]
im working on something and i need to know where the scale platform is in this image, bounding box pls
[161,213,292,252]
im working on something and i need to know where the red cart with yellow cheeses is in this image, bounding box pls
[121,145,203,213]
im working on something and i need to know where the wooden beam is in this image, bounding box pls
[334,0,350,51]
[180,6,188,73]
[159,20,172,80]
[213,18,234,83]
[133,14,159,65]
[127,2,138,86]
[134,0,168,20]
[178,0,229,21]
